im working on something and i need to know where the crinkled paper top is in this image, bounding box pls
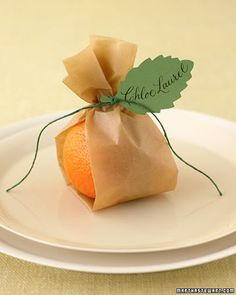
[63,35,137,103]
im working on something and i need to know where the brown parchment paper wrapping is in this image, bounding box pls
[56,35,178,211]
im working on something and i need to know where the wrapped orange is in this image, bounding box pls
[6,35,222,209]
[55,36,178,211]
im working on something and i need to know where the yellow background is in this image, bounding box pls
[0,0,235,294]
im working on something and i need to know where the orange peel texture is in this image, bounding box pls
[62,121,96,198]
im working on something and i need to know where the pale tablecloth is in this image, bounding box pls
[0,0,235,294]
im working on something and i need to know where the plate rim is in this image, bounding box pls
[1,108,235,140]
[0,226,236,273]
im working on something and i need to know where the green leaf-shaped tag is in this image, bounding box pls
[101,55,194,114]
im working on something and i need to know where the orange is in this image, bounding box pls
[62,121,96,198]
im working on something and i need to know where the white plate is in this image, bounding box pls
[0,109,235,253]
[0,225,236,273]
